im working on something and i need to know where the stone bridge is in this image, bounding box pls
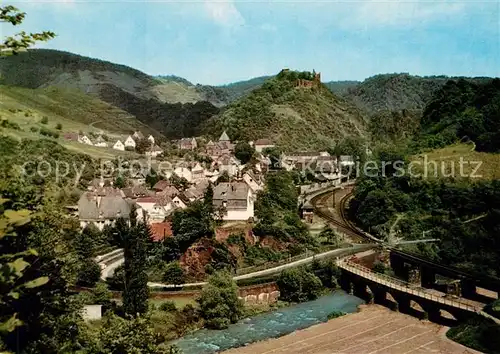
[338,259,479,325]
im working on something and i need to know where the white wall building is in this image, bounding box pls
[147,135,155,145]
[78,135,93,146]
[253,139,275,153]
[113,140,125,151]
[213,182,254,221]
[124,135,136,149]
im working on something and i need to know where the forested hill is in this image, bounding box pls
[417,78,500,152]
[342,73,493,114]
[204,70,368,151]
[0,49,221,138]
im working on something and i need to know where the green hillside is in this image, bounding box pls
[342,73,493,114]
[205,70,368,151]
[416,78,500,152]
[0,85,158,136]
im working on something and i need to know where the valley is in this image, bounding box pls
[1,4,499,353]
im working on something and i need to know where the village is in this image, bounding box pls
[71,129,356,242]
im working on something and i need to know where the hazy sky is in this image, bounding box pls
[4,0,500,85]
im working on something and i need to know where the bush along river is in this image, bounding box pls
[171,290,364,354]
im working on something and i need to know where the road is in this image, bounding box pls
[98,244,372,289]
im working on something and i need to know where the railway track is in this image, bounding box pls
[310,188,369,243]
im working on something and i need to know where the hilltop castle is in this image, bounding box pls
[296,72,321,88]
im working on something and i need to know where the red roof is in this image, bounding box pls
[150,222,173,241]
[136,196,157,203]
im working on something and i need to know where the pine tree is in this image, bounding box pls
[122,206,150,316]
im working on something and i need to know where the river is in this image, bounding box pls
[172,290,364,354]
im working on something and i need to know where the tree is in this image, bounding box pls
[87,314,168,354]
[0,5,55,56]
[162,261,185,285]
[197,271,243,329]
[114,175,126,189]
[55,123,62,130]
[319,225,340,246]
[216,171,230,183]
[169,174,189,191]
[77,259,101,287]
[0,204,48,336]
[40,116,48,124]
[277,267,323,303]
[263,147,282,169]
[135,138,151,155]
[234,141,254,164]
[122,217,150,316]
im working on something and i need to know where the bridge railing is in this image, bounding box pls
[338,259,479,313]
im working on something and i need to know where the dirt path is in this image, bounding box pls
[223,305,480,354]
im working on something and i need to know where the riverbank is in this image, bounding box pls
[170,291,363,354]
[223,304,480,354]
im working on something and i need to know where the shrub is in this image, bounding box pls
[277,267,323,303]
[106,264,125,290]
[30,126,38,133]
[162,261,185,285]
[125,146,135,152]
[373,261,387,274]
[197,271,244,329]
[159,301,177,312]
[77,259,101,287]
[41,116,49,124]
[327,311,346,320]
[55,123,62,130]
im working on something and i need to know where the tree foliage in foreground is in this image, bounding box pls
[0,5,55,56]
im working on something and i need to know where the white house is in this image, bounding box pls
[253,139,275,153]
[147,135,155,145]
[78,135,93,146]
[174,167,192,182]
[78,189,131,231]
[191,163,204,180]
[217,154,240,177]
[124,136,136,149]
[213,182,254,221]
[113,140,125,151]
[94,136,108,148]
[136,196,173,222]
[172,195,188,209]
[132,131,144,141]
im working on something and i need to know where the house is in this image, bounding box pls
[156,185,180,199]
[172,194,188,209]
[129,170,147,186]
[191,163,204,180]
[94,135,108,148]
[213,182,254,221]
[77,189,132,231]
[147,135,155,145]
[184,180,209,201]
[216,154,240,177]
[121,185,151,199]
[136,195,174,222]
[124,136,136,149]
[339,155,355,167]
[300,200,314,223]
[178,137,197,150]
[150,222,173,242]
[87,177,113,191]
[243,171,264,193]
[312,156,340,180]
[153,180,172,192]
[174,167,192,182]
[253,139,275,153]
[132,131,144,141]
[113,140,125,151]
[78,135,93,146]
[145,145,163,158]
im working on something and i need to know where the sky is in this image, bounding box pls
[3,0,500,85]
